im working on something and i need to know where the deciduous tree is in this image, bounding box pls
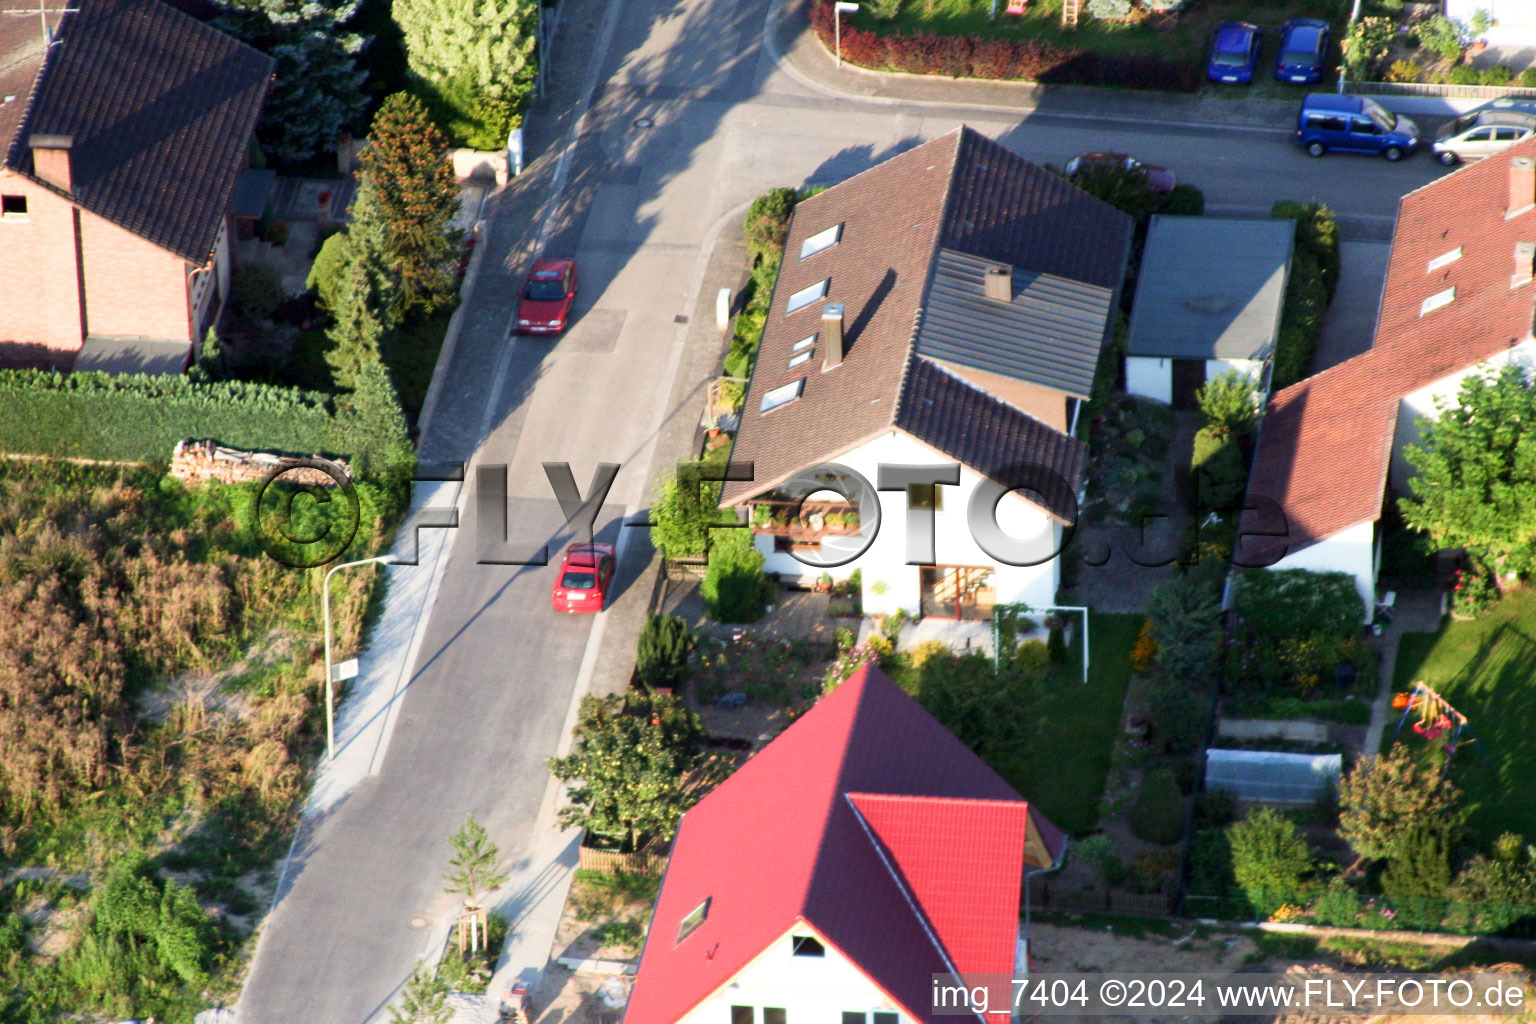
[392,0,537,148]
[1228,807,1311,910]
[443,814,508,909]
[1399,364,1536,588]
[389,961,452,1024]
[1338,747,1462,867]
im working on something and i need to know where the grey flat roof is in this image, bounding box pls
[74,336,191,375]
[913,248,1113,399]
[1126,216,1295,361]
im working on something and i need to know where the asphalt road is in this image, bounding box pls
[234,0,1452,1019]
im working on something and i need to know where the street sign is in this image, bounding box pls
[330,658,359,684]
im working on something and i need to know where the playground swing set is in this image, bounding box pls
[1389,681,1489,766]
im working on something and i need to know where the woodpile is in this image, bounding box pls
[170,440,350,487]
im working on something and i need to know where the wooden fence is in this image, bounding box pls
[1346,80,1536,101]
[1036,883,1172,918]
[577,843,670,877]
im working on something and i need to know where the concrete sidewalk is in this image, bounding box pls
[765,0,1485,129]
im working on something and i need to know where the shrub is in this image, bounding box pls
[865,0,901,19]
[1520,68,1536,89]
[1416,14,1465,63]
[1387,60,1423,83]
[1146,573,1223,681]
[1269,201,1339,390]
[970,38,1017,79]
[1085,0,1133,19]
[1192,425,1247,510]
[307,231,352,312]
[1383,820,1454,901]
[1188,828,1236,895]
[744,188,799,259]
[910,638,952,670]
[1129,769,1185,845]
[1147,678,1204,755]
[1013,638,1050,675]
[650,462,730,561]
[1341,16,1394,80]
[1130,619,1157,673]
[1447,65,1480,85]
[1197,787,1236,827]
[1231,569,1365,640]
[230,260,285,322]
[701,528,773,623]
[636,613,693,690]
[1478,64,1512,87]
[1162,183,1205,217]
[1196,370,1260,437]
[1076,833,1126,886]
[1228,807,1311,913]
[1311,875,1364,927]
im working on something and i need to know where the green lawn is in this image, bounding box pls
[866,0,1344,64]
[1009,612,1140,835]
[1389,590,1536,844]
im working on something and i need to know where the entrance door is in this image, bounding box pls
[1171,359,1206,409]
[920,566,996,620]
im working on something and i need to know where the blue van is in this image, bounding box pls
[1294,93,1420,161]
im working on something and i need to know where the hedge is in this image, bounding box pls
[809,1,1201,91]
[0,369,400,481]
[1270,201,1341,391]
[1230,568,1366,640]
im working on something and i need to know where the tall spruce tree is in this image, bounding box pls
[357,94,461,318]
[217,0,370,163]
[391,0,537,148]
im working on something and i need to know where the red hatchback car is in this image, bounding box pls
[516,258,578,334]
[551,543,615,613]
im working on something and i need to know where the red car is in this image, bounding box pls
[1064,152,1178,196]
[516,258,578,334]
[551,542,615,613]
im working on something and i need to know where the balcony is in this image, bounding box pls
[749,498,862,546]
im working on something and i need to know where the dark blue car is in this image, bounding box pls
[1207,21,1261,84]
[1276,18,1331,84]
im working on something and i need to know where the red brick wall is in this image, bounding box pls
[0,171,85,351]
[79,206,191,342]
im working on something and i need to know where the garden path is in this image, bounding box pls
[1364,589,1446,755]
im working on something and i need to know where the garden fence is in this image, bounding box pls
[576,844,670,877]
[1346,81,1536,101]
[1182,889,1536,939]
[1036,883,1172,919]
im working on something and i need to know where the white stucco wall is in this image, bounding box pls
[1446,0,1536,47]
[1389,338,1536,493]
[677,922,916,1024]
[1268,518,1377,622]
[1207,358,1266,389]
[1125,356,1171,404]
[755,430,1061,617]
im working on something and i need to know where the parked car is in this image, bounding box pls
[551,543,615,613]
[1275,18,1331,85]
[516,257,578,334]
[1065,152,1177,194]
[1294,93,1419,161]
[1433,109,1536,166]
[1207,22,1261,84]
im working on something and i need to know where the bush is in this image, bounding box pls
[1129,769,1185,845]
[650,463,730,561]
[1197,787,1236,827]
[1130,619,1157,673]
[1188,827,1236,895]
[744,188,799,260]
[636,613,693,690]
[1192,425,1246,510]
[1270,201,1339,390]
[1447,64,1481,85]
[1416,14,1465,63]
[1162,183,1205,217]
[1196,370,1260,437]
[307,231,352,312]
[1478,64,1512,87]
[1387,60,1423,83]
[1231,569,1365,640]
[1076,833,1126,886]
[1013,639,1050,675]
[1383,820,1454,904]
[229,260,285,322]
[1147,679,1204,755]
[1146,573,1223,681]
[1228,807,1311,914]
[701,528,773,623]
[1521,68,1536,89]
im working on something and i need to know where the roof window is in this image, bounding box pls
[1420,287,1456,316]
[792,334,816,352]
[789,350,812,368]
[677,897,709,944]
[786,279,828,314]
[1427,247,1462,272]
[800,223,842,259]
[760,379,804,413]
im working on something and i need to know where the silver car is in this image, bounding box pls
[1433,109,1536,166]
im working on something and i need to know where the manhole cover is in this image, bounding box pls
[633,116,653,129]
[408,915,429,929]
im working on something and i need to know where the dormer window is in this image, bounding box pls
[786,280,828,313]
[791,934,825,956]
[760,379,804,413]
[1427,246,1462,271]
[677,897,709,943]
[1420,287,1455,316]
[800,223,842,259]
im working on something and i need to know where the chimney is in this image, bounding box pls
[1514,241,1536,288]
[984,265,1013,302]
[1510,156,1536,216]
[30,133,72,192]
[822,303,845,370]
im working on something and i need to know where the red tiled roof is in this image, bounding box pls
[625,665,1064,1024]
[1243,139,1536,560]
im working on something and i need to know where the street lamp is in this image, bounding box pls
[833,2,859,68]
[323,555,397,760]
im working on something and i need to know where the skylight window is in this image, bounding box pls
[792,335,816,352]
[800,223,842,260]
[760,379,804,413]
[1420,287,1456,316]
[789,350,812,368]
[785,279,828,314]
[1427,246,1462,271]
[677,897,710,944]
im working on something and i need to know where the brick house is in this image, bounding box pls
[720,127,1133,619]
[1241,142,1536,613]
[0,0,272,371]
[625,664,1066,1024]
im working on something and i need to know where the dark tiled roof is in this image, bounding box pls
[1242,138,1536,559]
[4,0,273,262]
[721,126,1131,506]
[916,248,1111,398]
[896,357,1085,522]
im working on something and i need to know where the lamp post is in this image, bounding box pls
[833,1,859,67]
[323,555,396,760]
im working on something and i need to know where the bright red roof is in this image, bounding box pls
[625,665,1064,1024]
